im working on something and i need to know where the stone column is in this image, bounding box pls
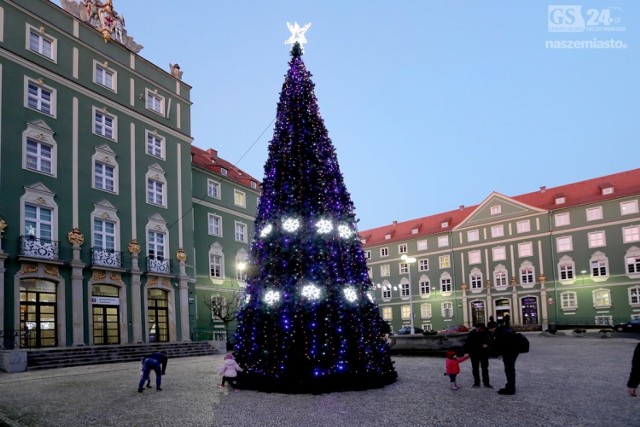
[511,279,520,326]
[485,280,493,324]
[128,240,143,343]
[0,218,6,333]
[539,274,549,331]
[68,228,86,346]
[176,248,191,342]
[460,283,468,326]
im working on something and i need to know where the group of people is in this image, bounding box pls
[446,317,520,395]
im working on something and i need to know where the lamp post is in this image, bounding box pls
[401,254,417,334]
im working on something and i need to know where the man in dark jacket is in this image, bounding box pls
[465,322,492,388]
[147,351,168,375]
[488,321,518,395]
[627,343,640,397]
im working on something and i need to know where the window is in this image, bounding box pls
[467,229,479,242]
[381,282,391,299]
[365,250,371,259]
[554,213,570,227]
[380,265,390,277]
[146,89,165,115]
[399,263,409,274]
[441,221,449,228]
[441,302,453,319]
[93,108,116,140]
[24,204,53,240]
[468,250,481,264]
[623,226,640,243]
[146,165,167,207]
[626,252,640,274]
[221,168,228,176]
[556,236,573,252]
[518,242,533,258]
[25,78,55,116]
[380,247,389,257]
[419,278,430,296]
[234,190,246,208]
[558,256,575,280]
[418,259,429,271]
[146,131,165,159]
[398,243,408,254]
[438,235,449,247]
[27,26,56,60]
[420,303,432,319]
[516,220,530,233]
[147,230,166,261]
[602,186,614,195]
[439,255,450,269]
[417,240,428,251]
[208,242,224,278]
[470,270,483,290]
[382,307,392,321]
[490,205,502,215]
[235,222,248,243]
[400,305,411,320]
[94,161,115,192]
[629,286,640,305]
[592,289,611,308]
[208,214,222,236]
[561,292,577,310]
[93,219,116,251]
[207,180,221,199]
[399,282,410,298]
[494,269,508,287]
[621,200,639,216]
[590,252,608,278]
[367,267,372,278]
[588,231,606,248]
[520,262,535,284]
[595,315,613,326]
[586,206,603,221]
[94,61,116,91]
[440,274,452,293]
[25,139,53,175]
[236,250,249,281]
[555,196,566,205]
[492,246,506,261]
[491,225,504,238]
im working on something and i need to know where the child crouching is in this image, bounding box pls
[445,350,469,390]
[218,353,243,389]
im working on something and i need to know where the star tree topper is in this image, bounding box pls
[285,21,311,52]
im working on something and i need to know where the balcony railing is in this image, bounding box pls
[19,236,59,260]
[147,256,171,274]
[91,248,123,269]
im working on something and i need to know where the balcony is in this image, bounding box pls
[147,256,172,275]
[91,248,123,269]
[19,236,59,260]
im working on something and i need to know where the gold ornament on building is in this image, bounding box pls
[538,274,546,283]
[0,218,7,234]
[485,279,492,288]
[460,283,468,291]
[176,248,187,262]
[510,276,517,285]
[92,270,107,281]
[20,263,39,275]
[128,239,141,255]
[44,265,61,277]
[67,227,85,246]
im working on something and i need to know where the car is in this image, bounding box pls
[612,319,640,332]
[394,326,424,335]
[439,325,470,334]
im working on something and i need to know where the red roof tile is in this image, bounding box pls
[191,146,262,191]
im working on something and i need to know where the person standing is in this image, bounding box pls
[488,320,519,395]
[465,322,493,388]
[627,342,640,397]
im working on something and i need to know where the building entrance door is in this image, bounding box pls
[148,289,169,342]
[494,298,511,325]
[20,279,57,348]
[521,296,539,325]
[92,306,120,344]
[470,300,487,325]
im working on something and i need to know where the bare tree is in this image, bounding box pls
[204,290,244,346]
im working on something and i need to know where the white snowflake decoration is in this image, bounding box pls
[284,22,311,51]
[315,219,333,234]
[260,224,273,238]
[244,294,251,304]
[282,217,301,233]
[366,292,374,303]
[343,287,358,303]
[301,284,321,300]
[264,290,281,305]
[337,224,353,239]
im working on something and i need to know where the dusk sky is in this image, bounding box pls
[58,1,639,231]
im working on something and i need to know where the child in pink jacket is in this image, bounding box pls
[445,350,469,390]
[218,353,243,389]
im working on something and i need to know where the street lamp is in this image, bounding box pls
[401,254,417,334]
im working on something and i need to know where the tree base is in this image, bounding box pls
[235,371,398,394]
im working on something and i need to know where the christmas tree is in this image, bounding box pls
[233,24,396,393]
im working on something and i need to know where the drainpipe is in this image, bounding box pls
[547,211,560,330]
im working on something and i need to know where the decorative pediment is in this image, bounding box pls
[454,192,546,229]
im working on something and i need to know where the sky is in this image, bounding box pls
[57,1,639,231]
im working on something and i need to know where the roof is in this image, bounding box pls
[359,168,640,247]
[191,146,262,191]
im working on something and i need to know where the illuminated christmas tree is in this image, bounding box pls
[233,24,396,393]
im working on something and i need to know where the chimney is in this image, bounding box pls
[540,186,546,193]
[392,220,398,226]
[206,148,218,160]
[459,205,465,211]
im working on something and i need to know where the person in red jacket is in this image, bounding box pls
[445,350,469,390]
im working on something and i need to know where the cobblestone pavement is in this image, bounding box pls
[0,333,638,427]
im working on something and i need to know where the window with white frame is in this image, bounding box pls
[91,201,120,267]
[93,107,116,140]
[558,256,575,280]
[419,277,430,296]
[399,262,409,274]
[492,246,506,261]
[93,61,116,91]
[625,248,640,274]
[418,259,429,271]
[439,255,450,269]
[147,229,166,261]
[468,250,481,264]
[491,225,504,238]
[208,242,224,278]
[221,168,228,176]
[234,190,246,208]
[441,302,453,318]
[420,303,432,319]
[467,229,479,242]
[382,306,392,321]
[235,222,248,243]
[623,226,640,243]
[417,240,428,251]
[367,267,372,278]
[27,26,56,61]
[621,200,639,216]
[93,218,116,251]
[380,264,390,277]
[25,78,55,116]
[21,184,57,244]
[92,145,118,193]
[207,180,221,199]
[208,214,222,236]
[556,236,573,253]
[470,269,483,290]
[554,213,570,227]
[520,262,535,284]
[494,268,508,287]
[518,242,533,258]
[400,281,410,298]
[592,289,611,308]
[365,250,371,259]
[146,165,167,207]
[590,252,609,277]
[560,291,577,310]
[146,89,165,115]
[23,121,57,177]
[440,273,452,293]
[516,220,531,233]
[629,286,640,305]
[380,247,389,257]
[490,205,502,215]
[586,206,603,221]
[438,235,449,247]
[595,315,613,326]
[146,130,165,159]
[398,243,407,254]
[400,305,411,320]
[236,249,249,281]
[588,231,606,248]
[381,281,391,299]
